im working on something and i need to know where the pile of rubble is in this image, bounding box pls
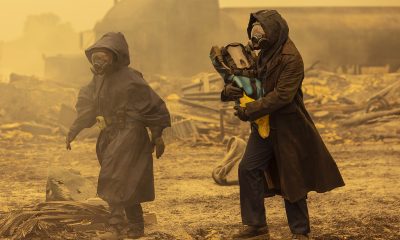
[163,73,249,145]
[0,70,398,145]
[302,70,400,144]
[164,70,400,145]
[0,74,80,143]
[0,167,159,240]
[0,201,109,240]
[0,72,120,142]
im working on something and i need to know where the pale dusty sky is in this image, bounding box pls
[0,0,113,41]
[220,0,400,7]
[0,0,399,41]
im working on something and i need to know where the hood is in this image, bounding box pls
[85,32,130,67]
[247,10,289,75]
[247,10,289,50]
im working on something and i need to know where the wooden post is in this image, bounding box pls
[202,77,210,93]
[219,109,225,141]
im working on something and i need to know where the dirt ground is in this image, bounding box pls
[0,133,399,240]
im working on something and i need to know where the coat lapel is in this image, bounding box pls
[265,54,282,78]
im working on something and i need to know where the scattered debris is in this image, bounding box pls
[0,70,398,145]
[0,201,108,240]
[366,79,400,112]
[164,119,199,143]
[302,70,400,144]
[341,108,400,127]
[0,73,76,129]
[46,168,97,202]
[0,200,159,240]
[165,70,400,145]
[0,122,55,136]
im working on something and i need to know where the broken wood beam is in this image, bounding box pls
[181,78,220,92]
[182,96,221,101]
[183,91,221,97]
[306,104,364,114]
[170,111,220,124]
[341,108,400,126]
[178,99,220,113]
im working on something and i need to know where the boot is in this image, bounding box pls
[96,225,122,240]
[126,222,145,239]
[232,225,270,240]
[292,233,310,240]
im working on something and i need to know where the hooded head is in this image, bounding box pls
[247,10,289,53]
[85,32,130,74]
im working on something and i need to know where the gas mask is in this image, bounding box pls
[249,22,269,50]
[91,51,114,75]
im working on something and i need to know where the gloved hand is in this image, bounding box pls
[65,132,75,150]
[222,83,243,101]
[234,106,250,122]
[150,127,165,159]
[152,137,165,159]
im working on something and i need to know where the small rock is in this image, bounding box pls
[46,167,97,201]
[313,111,330,118]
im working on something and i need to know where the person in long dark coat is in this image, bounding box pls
[221,10,345,240]
[66,32,171,239]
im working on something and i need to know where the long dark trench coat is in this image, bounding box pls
[68,32,171,206]
[245,10,345,202]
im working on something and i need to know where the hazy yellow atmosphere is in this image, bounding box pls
[0,0,113,41]
[0,1,399,240]
[0,0,399,41]
[221,0,400,7]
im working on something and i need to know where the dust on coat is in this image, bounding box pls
[245,10,345,202]
[68,32,171,206]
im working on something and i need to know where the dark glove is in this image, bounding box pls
[152,137,165,159]
[65,132,76,150]
[222,83,243,101]
[234,105,250,122]
[150,127,165,159]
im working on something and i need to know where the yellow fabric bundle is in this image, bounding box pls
[239,94,270,138]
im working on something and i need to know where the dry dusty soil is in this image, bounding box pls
[0,134,399,240]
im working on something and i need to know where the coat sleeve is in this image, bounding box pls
[245,55,304,120]
[129,76,171,136]
[68,81,97,140]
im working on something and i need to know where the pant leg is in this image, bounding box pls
[284,198,311,235]
[108,204,125,226]
[239,130,274,226]
[125,203,144,224]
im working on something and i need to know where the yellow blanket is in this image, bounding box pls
[239,94,270,139]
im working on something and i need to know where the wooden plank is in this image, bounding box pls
[182,96,221,101]
[181,77,220,91]
[183,91,221,97]
[341,108,400,126]
[202,78,210,92]
[170,111,220,124]
[178,99,221,113]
